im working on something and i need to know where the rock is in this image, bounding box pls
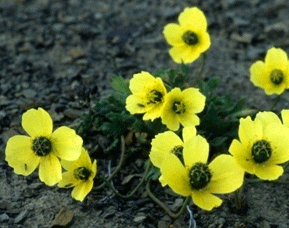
[14,210,28,224]
[230,32,253,43]
[22,89,37,99]
[100,206,116,219]
[133,212,146,223]
[51,208,74,227]
[0,213,9,222]
[265,22,287,41]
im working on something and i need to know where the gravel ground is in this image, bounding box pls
[1,0,289,227]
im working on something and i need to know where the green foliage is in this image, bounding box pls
[197,78,255,154]
[77,75,166,154]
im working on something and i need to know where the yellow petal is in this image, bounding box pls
[238,116,262,146]
[250,61,269,88]
[179,112,200,127]
[160,154,191,196]
[71,180,93,202]
[125,95,146,114]
[182,126,197,142]
[39,155,62,186]
[229,139,255,174]
[263,125,289,165]
[254,165,283,180]
[183,135,209,169]
[5,135,40,176]
[182,88,206,113]
[91,160,97,178]
[143,103,163,121]
[208,155,244,194]
[22,108,53,138]
[197,31,211,53]
[281,109,289,127]
[163,23,184,46]
[150,131,183,168]
[191,190,222,211]
[51,126,82,161]
[265,47,288,71]
[58,171,80,188]
[61,147,92,171]
[169,45,200,64]
[255,111,282,129]
[161,108,180,131]
[159,175,168,187]
[178,7,207,31]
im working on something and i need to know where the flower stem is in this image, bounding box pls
[270,95,281,111]
[145,179,190,219]
[100,160,151,199]
[192,53,206,86]
[95,135,126,190]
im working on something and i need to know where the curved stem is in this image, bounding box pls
[100,161,151,199]
[197,52,206,80]
[146,179,190,219]
[95,135,126,190]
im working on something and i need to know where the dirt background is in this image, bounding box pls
[1,0,289,227]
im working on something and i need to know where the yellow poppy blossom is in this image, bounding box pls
[125,71,167,121]
[229,112,289,180]
[161,135,244,211]
[250,47,289,95]
[161,87,205,131]
[163,7,211,64]
[5,108,83,186]
[58,148,97,202]
[149,126,197,187]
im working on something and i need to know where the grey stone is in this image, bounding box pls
[14,210,28,224]
[0,213,9,222]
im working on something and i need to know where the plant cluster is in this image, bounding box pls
[5,6,289,225]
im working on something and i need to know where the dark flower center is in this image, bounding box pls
[32,137,52,156]
[74,167,91,181]
[183,31,199,45]
[270,69,283,85]
[251,140,272,163]
[172,101,186,114]
[147,90,163,104]
[190,162,212,190]
[171,145,184,165]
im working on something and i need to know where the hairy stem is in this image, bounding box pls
[146,179,190,219]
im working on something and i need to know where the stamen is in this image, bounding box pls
[251,140,272,163]
[183,31,198,45]
[147,90,163,104]
[172,101,186,114]
[190,163,212,190]
[74,167,91,181]
[270,69,283,85]
[32,137,52,156]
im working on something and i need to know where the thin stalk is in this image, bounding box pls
[146,179,190,219]
[192,53,206,86]
[95,135,126,190]
[270,95,281,111]
[100,161,151,199]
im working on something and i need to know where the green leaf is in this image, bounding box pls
[210,137,228,147]
[145,165,161,181]
[111,75,131,95]
[207,77,220,90]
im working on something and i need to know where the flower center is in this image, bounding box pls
[74,167,91,181]
[251,140,272,163]
[270,69,283,85]
[32,137,52,156]
[182,31,198,45]
[147,90,163,104]
[171,145,184,165]
[172,101,186,114]
[189,162,212,190]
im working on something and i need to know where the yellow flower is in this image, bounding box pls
[58,148,97,202]
[161,87,205,131]
[250,47,289,95]
[5,108,83,186]
[125,71,167,121]
[163,7,211,64]
[161,135,244,211]
[149,126,196,168]
[229,112,289,180]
